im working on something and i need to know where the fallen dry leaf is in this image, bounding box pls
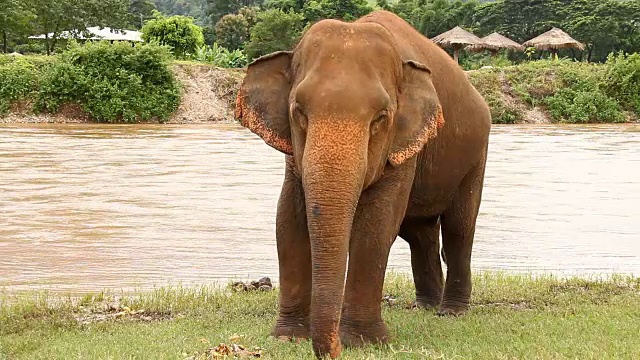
[206,343,262,358]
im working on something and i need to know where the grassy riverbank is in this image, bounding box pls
[2,273,639,359]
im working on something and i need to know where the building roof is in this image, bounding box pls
[29,27,143,42]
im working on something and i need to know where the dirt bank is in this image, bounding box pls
[167,63,245,124]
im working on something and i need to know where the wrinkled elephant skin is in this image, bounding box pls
[234,10,491,359]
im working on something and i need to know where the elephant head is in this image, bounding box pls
[235,19,444,358]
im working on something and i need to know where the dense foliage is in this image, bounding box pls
[2,0,639,65]
[0,42,180,123]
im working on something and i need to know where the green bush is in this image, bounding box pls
[546,89,625,123]
[35,41,181,123]
[0,56,41,113]
[141,11,205,59]
[603,52,640,114]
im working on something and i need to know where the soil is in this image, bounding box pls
[167,64,245,124]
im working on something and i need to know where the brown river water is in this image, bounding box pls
[1,123,639,295]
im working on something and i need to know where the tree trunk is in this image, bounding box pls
[2,30,7,53]
[45,34,51,56]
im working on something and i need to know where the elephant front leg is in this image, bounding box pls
[272,161,312,340]
[339,163,416,347]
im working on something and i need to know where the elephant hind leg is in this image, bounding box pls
[438,159,487,316]
[399,216,444,309]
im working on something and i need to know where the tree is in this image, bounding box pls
[0,0,33,53]
[303,0,373,23]
[215,14,249,50]
[206,0,261,26]
[563,0,640,62]
[264,0,305,12]
[244,9,304,60]
[26,0,130,55]
[141,11,205,58]
[129,0,157,29]
[376,0,392,11]
[238,6,259,28]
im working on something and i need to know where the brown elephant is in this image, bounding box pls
[235,10,491,359]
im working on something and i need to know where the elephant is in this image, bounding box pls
[234,10,491,359]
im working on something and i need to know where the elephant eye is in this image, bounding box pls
[370,111,388,135]
[292,103,308,131]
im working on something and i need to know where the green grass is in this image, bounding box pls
[2,272,640,359]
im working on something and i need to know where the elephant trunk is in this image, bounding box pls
[301,122,367,359]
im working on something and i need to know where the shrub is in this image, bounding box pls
[141,11,205,59]
[13,43,47,55]
[0,56,41,114]
[603,52,640,114]
[35,41,181,123]
[546,89,625,123]
[191,44,248,68]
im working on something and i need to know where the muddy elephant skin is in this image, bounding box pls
[234,10,491,359]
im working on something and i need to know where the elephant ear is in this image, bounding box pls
[235,51,294,155]
[388,60,445,166]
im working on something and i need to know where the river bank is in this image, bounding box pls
[0,62,247,125]
[1,51,639,125]
[2,272,639,359]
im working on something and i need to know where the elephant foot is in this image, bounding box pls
[414,295,442,310]
[271,317,310,340]
[339,319,389,347]
[436,300,469,316]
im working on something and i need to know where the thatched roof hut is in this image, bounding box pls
[431,26,484,63]
[467,32,525,56]
[523,27,584,58]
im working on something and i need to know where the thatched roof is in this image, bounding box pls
[523,27,585,51]
[431,26,484,48]
[467,32,525,52]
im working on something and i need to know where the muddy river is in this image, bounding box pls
[1,124,639,294]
